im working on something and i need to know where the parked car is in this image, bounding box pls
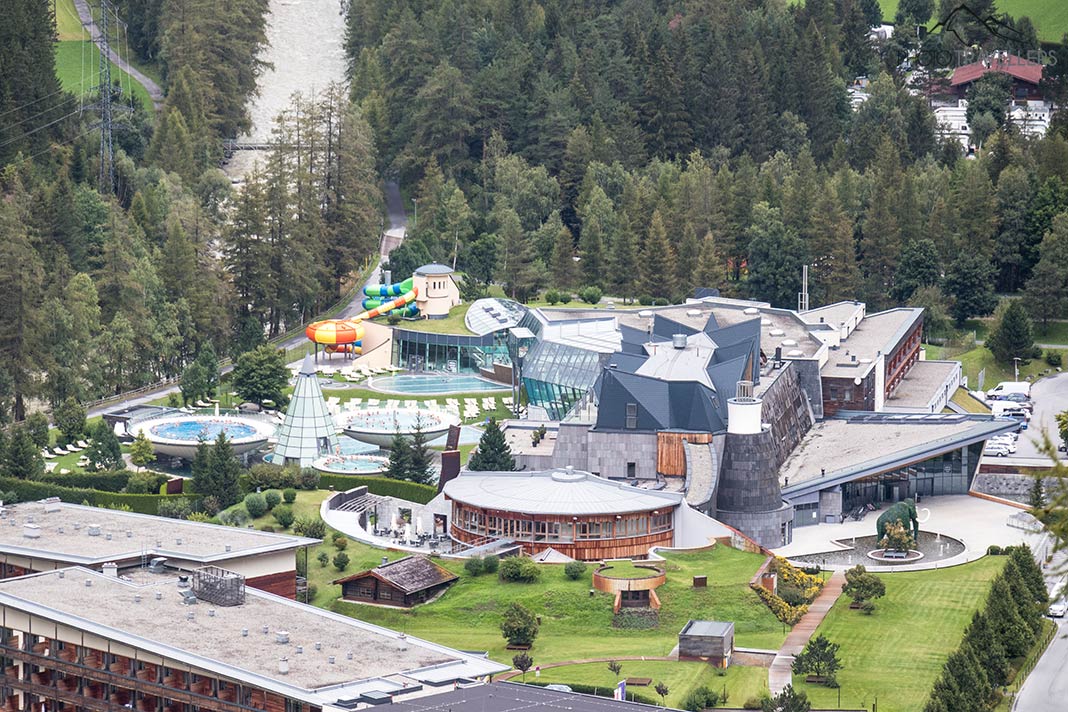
[999,392,1033,405]
[983,442,1012,457]
[1048,600,1066,618]
[988,437,1017,454]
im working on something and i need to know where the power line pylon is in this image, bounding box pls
[95,0,115,194]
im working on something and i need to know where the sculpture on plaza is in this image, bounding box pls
[875,498,919,544]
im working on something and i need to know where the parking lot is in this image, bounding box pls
[996,372,1068,464]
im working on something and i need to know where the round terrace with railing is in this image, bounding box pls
[335,407,459,448]
[134,413,275,459]
[442,468,683,561]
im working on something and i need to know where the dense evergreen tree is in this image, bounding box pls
[468,420,516,471]
[987,301,1034,365]
[944,253,997,326]
[5,427,43,480]
[746,204,805,308]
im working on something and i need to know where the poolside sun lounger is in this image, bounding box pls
[76,440,89,449]
[52,446,68,456]
[59,469,70,475]
[41,450,54,459]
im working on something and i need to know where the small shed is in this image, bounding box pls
[678,620,734,666]
[334,555,458,608]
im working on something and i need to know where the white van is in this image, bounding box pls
[986,381,1031,400]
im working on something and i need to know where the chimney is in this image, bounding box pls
[101,562,118,578]
[672,334,687,349]
[727,381,762,436]
[278,658,289,675]
[774,346,782,362]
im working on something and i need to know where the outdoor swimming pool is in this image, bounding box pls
[313,454,388,475]
[339,407,460,447]
[372,374,509,395]
[149,420,259,441]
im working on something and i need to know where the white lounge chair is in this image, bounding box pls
[59,469,70,475]
[76,440,89,449]
[52,446,68,456]
[44,462,57,473]
[41,450,55,460]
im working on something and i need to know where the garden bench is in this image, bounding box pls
[625,678,652,687]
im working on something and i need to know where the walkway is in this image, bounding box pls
[495,655,676,682]
[768,570,846,695]
[73,0,164,107]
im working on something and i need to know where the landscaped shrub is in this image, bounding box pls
[332,552,350,571]
[294,516,327,540]
[264,490,281,510]
[0,476,195,516]
[564,561,587,580]
[774,558,824,602]
[333,535,348,550]
[1046,351,1063,367]
[317,551,330,567]
[987,544,1003,556]
[777,584,807,607]
[580,286,603,304]
[653,297,670,306]
[750,583,808,625]
[217,507,250,527]
[259,525,275,532]
[158,498,195,520]
[200,495,222,516]
[612,609,659,629]
[243,464,299,492]
[283,488,297,503]
[299,468,321,490]
[464,557,485,577]
[500,602,539,646]
[244,493,268,519]
[545,289,560,305]
[682,686,720,711]
[125,471,166,494]
[186,512,212,523]
[273,505,295,528]
[742,695,768,709]
[638,294,653,306]
[499,556,542,583]
[524,682,656,706]
[483,554,499,573]
[558,292,572,304]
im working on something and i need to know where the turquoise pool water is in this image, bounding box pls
[314,455,387,474]
[341,409,448,432]
[149,419,259,441]
[372,374,509,395]
[336,435,378,455]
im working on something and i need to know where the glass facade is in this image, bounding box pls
[451,501,672,545]
[392,329,511,373]
[522,340,607,420]
[838,442,981,513]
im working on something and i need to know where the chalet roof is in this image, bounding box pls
[950,54,1042,86]
[334,555,457,594]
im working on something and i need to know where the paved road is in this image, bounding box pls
[1012,547,1068,711]
[73,0,164,107]
[1007,372,1068,463]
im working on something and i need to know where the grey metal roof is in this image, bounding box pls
[443,470,682,516]
[680,620,734,637]
[414,263,455,275]
[595,370,725,433]
[382,681,669,711]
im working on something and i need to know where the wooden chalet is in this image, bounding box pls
[334,555,458,607]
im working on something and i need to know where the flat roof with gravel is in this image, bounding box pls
[0,568,506,701]
[821,308,923,379]
[885,360,960,408]
[0,500,317,564]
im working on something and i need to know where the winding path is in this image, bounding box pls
[72,0,164,107]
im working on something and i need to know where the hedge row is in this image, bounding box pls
[524,681,656,706]
[316,475,437,504]
[0,477,197,515]
[38,471,168,493]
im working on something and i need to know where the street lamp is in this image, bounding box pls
[411,198,418,229]
[1013,356,1022,381]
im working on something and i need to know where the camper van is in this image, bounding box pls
[985,381,1031,400]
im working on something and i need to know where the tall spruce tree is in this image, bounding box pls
[209,433,242,508]
[5,427,43,480]
[468,420,515,471]
[987,301,1034,365]
[385,430,412,480]
[407,418,435,485]
[639,210,676,300]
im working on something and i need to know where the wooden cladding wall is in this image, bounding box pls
[656,432,714,477]
[450,523,673,561]
[246,570,297,599]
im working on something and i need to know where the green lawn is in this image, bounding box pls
[383,303,475,335]
[327,544,785,665]
[794,557,1004,712]
[55,41,154,112]
[953,345,1064,388]
[877,0,1068,41]
[596,560,662,579]
[525,661,768,709]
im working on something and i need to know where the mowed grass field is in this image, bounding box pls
[878,0,1068,42]
[794,557,1004,712]
[53,0,156,112]
[329,544,786,664]
[526,661,769,709]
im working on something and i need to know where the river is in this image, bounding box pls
[223,0,349,180]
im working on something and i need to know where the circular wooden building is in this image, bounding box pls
[442,468,683,560]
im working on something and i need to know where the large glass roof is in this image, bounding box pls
[464,298,527,336]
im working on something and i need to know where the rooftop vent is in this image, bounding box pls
[105,533,112,541]
[735,381,754,399]
[85,579,92,587]
[241,628,249,637]
[57,526,64,534]
[126,530,133,538]
[73,522,81,530]
[672,334,687,349]
[181,590,197,605]
[43,499,61,514]
[328,656,336,664]
[769,329,785,337]
[175,538,183,546]
[686,309,702,317]
[186,611,195,621]
[154,591,162,601]
[278,658,289,676]
[177,575,190,590]
[262,625,269,635]
[22,524,41,539]
[208,609,216,618]
[224,544,232,553]
[314,642,322,651]
[743,307,759,315]
[295,646,303,654]
[58,571,65,579]
[133,594,141,603]
[276,631,290,645]
[638,310,654,318]
[781,339,798,347]
[346,651,353,660]
[101,563,118,577]
[87,525,101,537]
[787,350,804,357]
[148,557,167,573]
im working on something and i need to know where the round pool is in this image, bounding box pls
[135,414,274,459]
[370,374,510,395]
[313,454,388,475]
[337,407,460,448]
